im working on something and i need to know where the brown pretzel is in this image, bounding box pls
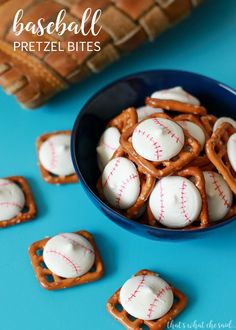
[174,114,211,169]
[107,269,187,330]
[0,176,36,228]
[206,122,236,194]
[120,113,201,178]
[36,130,78,184]
[28,230,104,290]
[146,97,207,115]
[145,167,209,229]
[200,115,217,137]
[108,107,138,134]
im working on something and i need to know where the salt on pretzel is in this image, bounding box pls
[120,113,201,178]
[145,167,209,229]
[108,107,138,134]
[106,269,187,330]
[146,97,207,115]
[206,122,236,194]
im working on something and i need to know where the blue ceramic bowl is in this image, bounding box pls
[71,70,236,240]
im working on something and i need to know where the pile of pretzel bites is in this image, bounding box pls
[96,88,236,230]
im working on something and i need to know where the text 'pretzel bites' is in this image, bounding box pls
[206,122,236,194]
[0,176,36,228]
[146,97,207,115]
[106,269,187,330]
[29,230,104,290]
[120,113,201,178]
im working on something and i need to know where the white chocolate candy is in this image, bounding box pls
[151,86,200,105]
[120,274,174,321]
[102,157,140,209]
[132,118,184,162]
[0,179,25,221]
[213,117,236,132]
[43,233,95,278]
[227,133,236,171]
[178,120,205,151]
[137,105,163,122]
[39,134,75,176]
[149,176,202,228]
[96,127,121,171]
[203,171,233,221]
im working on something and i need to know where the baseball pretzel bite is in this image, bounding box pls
[206,122,236,194]
[0,176,36,228]
[37,130,78,184]
[29,230,104,290]
[106,269,187,330]
[120,113,201,178]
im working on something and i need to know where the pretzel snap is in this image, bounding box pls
[0,176,36,228]
[106,269,187,330]
[28,230,104,290]
[120,113,201,178]
[146,97,207,115]
[108,107,138,134]
[206,122,236,194]
[200,114,217,136]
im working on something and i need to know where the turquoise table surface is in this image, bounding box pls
[1,1,236,329]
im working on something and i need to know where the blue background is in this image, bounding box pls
[0,0,236,329]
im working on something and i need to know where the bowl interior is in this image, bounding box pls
[72,70,236,239]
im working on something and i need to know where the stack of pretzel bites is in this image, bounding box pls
[96,87,236,230]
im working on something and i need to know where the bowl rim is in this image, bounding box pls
[71,69,236,235]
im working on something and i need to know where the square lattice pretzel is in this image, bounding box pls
[29,230,104,290]
[36,130,78,184]
[107,269,187,330]
[120,113,201,178]
[0,176,36,228]
[206,122,236,194]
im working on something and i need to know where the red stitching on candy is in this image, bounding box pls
[134,128,163,160]
[103,158,121,188]
[126,275,146,303]
[45,249,80,275]
[100,137,117,152]
[208,172,231,208]
[158,181,165,222]
[60,234,94,254]
[147,285,172,319]
[115,173,139,208]
[48,140,57,169]
[180,180,191,224]
[152,118,184,146]
[0,202,22,209]
[0,182,14,187]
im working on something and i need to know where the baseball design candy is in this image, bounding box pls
[39,134,75,176]
[102,157,140,209]
[227,133,236,171]
[120,274,174,320]
[136,105,163,122]
[149,176,202,228]
[203,171,233,222]
[96,127,120,171]
[213,117,236,132]
[151,86,200,105]
[0,179,25,221]
[177,120,205,151]
[43,233,95,278]
[132,118,184,161]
